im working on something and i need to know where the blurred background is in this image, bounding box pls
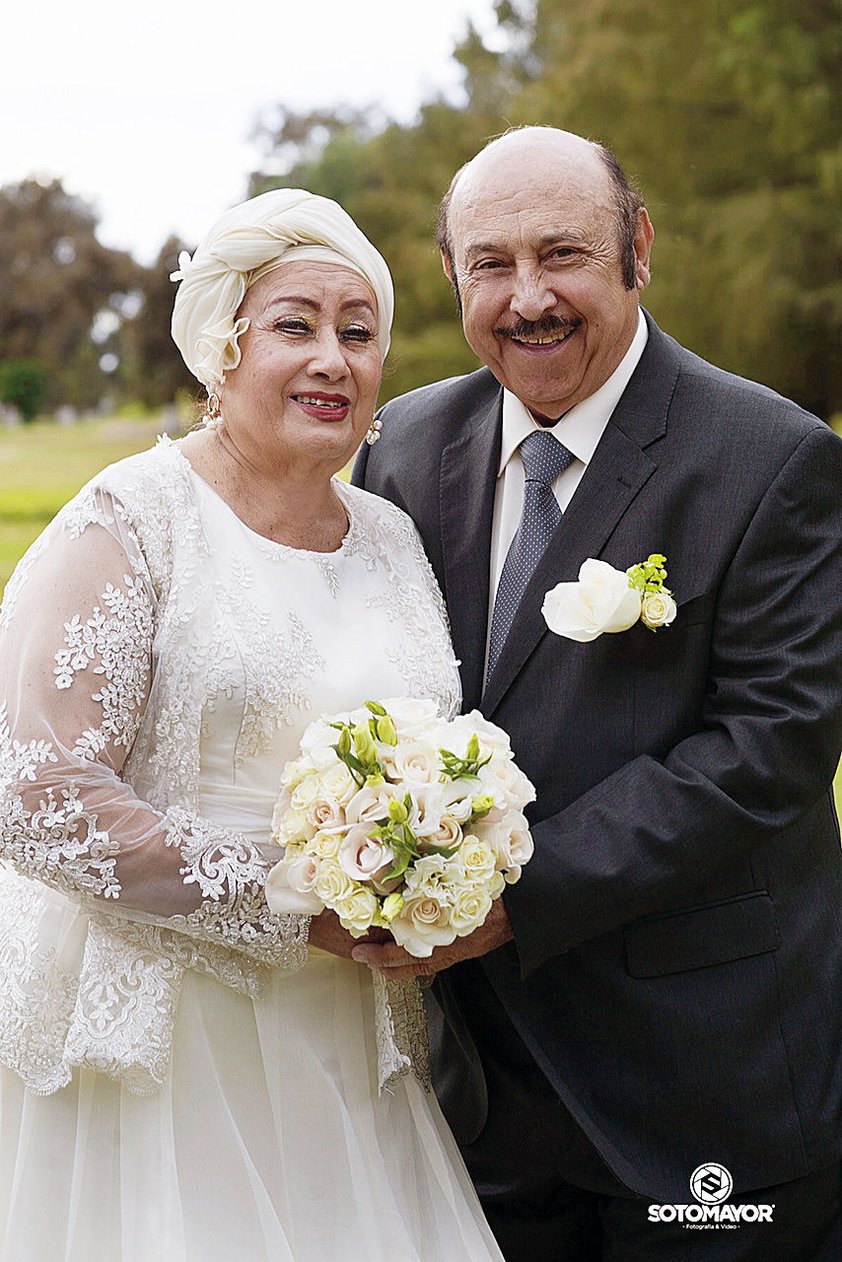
[1,0,840,804]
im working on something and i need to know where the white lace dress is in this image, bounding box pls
[0,439,502,1262]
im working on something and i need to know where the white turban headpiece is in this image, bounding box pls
[170,188,394,390]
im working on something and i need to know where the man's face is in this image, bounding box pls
[445,135,652,420]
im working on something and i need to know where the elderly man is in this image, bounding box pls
[352,127,842,1261]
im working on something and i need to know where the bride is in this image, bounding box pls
[0,190,503,1261]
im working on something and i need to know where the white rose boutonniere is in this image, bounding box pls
[543,553,677,642]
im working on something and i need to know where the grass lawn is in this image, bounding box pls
[0,413,170,595]
[2,412,841,821]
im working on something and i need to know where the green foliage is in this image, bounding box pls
[247,0,841,418]
[0,359,49,421]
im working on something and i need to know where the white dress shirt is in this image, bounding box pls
[485,309,649,665]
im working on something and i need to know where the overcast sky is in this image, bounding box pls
[3,0,500,262]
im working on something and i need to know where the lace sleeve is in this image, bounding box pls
[0,491,308,970]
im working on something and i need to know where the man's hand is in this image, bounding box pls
[350,898,514,981]
[308,909,391,960]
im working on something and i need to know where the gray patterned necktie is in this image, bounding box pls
[487,430,574,680]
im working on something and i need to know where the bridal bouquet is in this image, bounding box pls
[265,699,535,957]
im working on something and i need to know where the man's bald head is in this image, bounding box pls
[438,126,644,297]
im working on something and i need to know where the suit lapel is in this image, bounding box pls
[481,316,682,717]
[439,386,503,711]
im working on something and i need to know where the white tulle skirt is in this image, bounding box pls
[0,951,501,1262]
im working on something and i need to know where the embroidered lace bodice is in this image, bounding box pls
[0,438,460,1095]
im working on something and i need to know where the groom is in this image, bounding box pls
[352,127,842,1260]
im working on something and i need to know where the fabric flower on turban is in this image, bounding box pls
[170,189,394,389]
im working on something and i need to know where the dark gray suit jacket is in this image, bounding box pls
[353,314,842,1202]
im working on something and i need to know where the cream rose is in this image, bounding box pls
[318,760,358,806]
[305,795,345,830]
[389,893,454,956]
[458,836,498,885]
[641,590,678,630]
[542,559,642,642]
[314,859,355,904]
[338,825,395,882]
[451,886,494,935]
[333,885,379,936]
[264,855,324,915]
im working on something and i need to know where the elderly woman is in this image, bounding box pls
[0,191,502,1262]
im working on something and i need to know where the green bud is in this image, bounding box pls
[376,716,398,745]
[353,723,378,765]
[471,794,495,821]
[365,700,387,717]
[380,892,405,923]
[466,733,480,763]
[365,772,385,788]
[337,727,352,756]
[388,797,408,823]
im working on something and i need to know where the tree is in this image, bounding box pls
[0,178,142,410]
[0,358,48,421]
[247,0,841,417]
[120,235,199,408]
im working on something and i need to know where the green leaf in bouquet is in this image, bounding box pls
[424,845,458,859]
[439,737,493,781]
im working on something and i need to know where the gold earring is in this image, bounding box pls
[202,391,222,431]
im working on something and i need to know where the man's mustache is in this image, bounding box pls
[495,315,580,340]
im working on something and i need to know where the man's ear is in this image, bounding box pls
[634,209,654,290]
[441,248,455,282]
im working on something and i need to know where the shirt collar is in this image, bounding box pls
[498,308,649,475]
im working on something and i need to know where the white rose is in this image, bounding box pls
[542,558,642,642]
[390,893,455,957]
[477,758,536,813]
[345,783,399,825]
[392,740,441,787]
[338,824,395,882]
[410,784,448,838]
[264,855,324,915]
[379,697,440,737]
[454,711,513,756]
[451,885,494,936]
[299,716,349,771]
[333,885,379,936]
[478,810,534,880]
[641,590,678,630]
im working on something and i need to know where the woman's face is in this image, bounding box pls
[220,260,383,473]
